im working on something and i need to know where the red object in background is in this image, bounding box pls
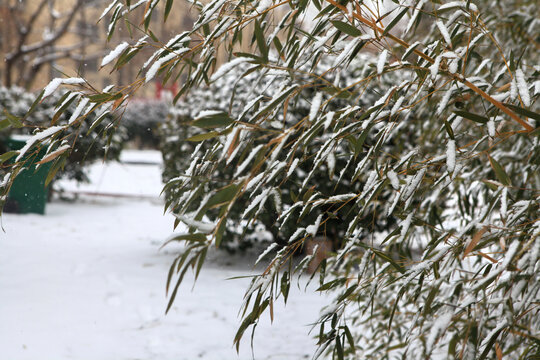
[156,82,178,99]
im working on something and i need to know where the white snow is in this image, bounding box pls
[0,151,328,360]
[67,98,90,124]
[43,78,85,98]
[15,126,66,162]
[515,69,531,107]
[399,212,414,242]
[391,96,405,116]
[436,88,453,115]
[438,1,478,13]
[436,20,452,47]
[234,144,263,177]
[510,78,518,100]
[487,119,496,137]
[286,158,300,178]
[402,41,420,61]
[195,109,224,119]
[377,49,388,75]
[323,111,335,130]
[256,0,273,13]
[306,214,323,237]
[501,187,508,219]
[309,92,323,122]
[99,0,120,21]
[145,53,176,83]
[174,215,216,234]
[430,56,442,79]
[101,42,130,67]
[387,170,400,190]
[446,139,456,173]
[210,58,248,81]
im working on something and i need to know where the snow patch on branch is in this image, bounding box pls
[43,77,85,98]
[101,42,130,67]
[174,214,216,234]
[377,49,388,75]
[446,139,456,174]
[68,98,90,124]
[436,20,452,47]
[15,126,65,162]
[210,58,248,81]
[515,69,531,107]
[309,92,323,122]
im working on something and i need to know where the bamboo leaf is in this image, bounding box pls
[371,249,405,273]
[193,112,233,128]
[3,110,23,128]
[254,20,269,61]
[37,146,70,165]
[503,103,540,122]
[383,7,408,36]
[454,110,489,124]
[164,0,174,21]
[331,20,362,37]
[0,151,18,164]
[488,156,511,186]
[0,119,11,131]
[205,184,240,209]
[186,131,220,142]
[463,226,488,258]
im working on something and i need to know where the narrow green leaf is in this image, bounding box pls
[186,131,220,142]
[215,219,227,247]
[383,7,408,36]
[503,103,540,122]
[454,110,488,124]
[88,92,121,103]
[0,119,11,131]
[331,20,362,37]
[163,233,207,246]
[388,288,404,331]
[444,119,455,139]
[205,184,240,209]
[193,112,233,128]
[0,151,18,164]
[478,328,503,360]
[254,20,269,61]
[488,156,511,186]
[336,335,344,360]
[343,325,356,352]
[4,110,23,128]
[164,0,174,21]
[371,249,405,273]
[194,247,207,281]
[27,90,44,116]
[52,94,77,124]
[166,257,179,295]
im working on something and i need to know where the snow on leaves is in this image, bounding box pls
[6,0,539,359]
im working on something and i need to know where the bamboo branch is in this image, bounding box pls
[325,0,534,132]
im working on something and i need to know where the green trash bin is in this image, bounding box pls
[4,135,52,214]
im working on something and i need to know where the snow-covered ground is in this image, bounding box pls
[0,151,328,360]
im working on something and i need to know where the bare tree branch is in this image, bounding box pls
[12,0,83,57]
[3,0,84,87]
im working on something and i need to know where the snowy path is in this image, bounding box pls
[0,151,328,360]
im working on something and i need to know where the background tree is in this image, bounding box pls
[1,0,86,88]
[1,0,539,359]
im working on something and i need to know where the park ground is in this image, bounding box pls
[0,150,327,360]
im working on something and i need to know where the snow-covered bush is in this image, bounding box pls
[161,55,405,251]
[0,86,126,183]
[123,99,168,149]
[2,0,539,358]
